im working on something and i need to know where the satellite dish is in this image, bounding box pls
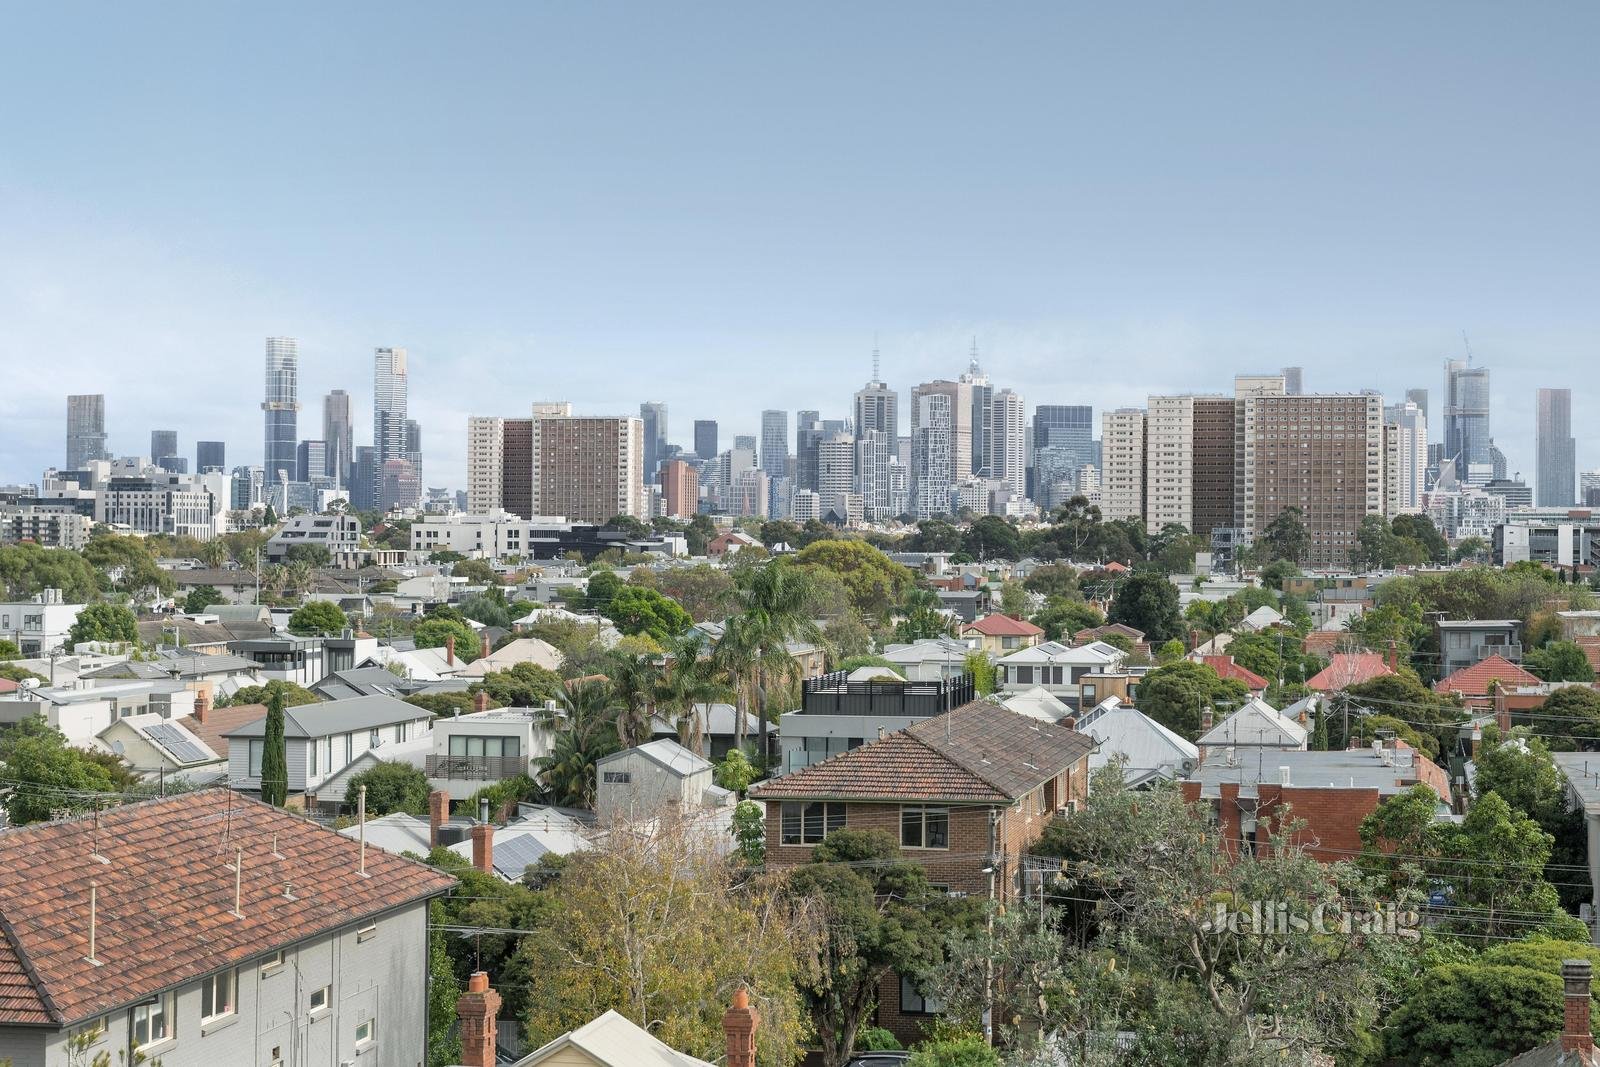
[111,741,125,756]
[18,678,38,690]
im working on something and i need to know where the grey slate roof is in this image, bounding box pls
[222,694,430,740]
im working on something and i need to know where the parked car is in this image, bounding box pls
[845,1054,912,1067]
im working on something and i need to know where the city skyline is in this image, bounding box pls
[5,5,1600,490]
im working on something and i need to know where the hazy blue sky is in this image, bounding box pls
[3,3,1598,489]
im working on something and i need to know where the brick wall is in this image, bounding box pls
[1180,781,1383,861]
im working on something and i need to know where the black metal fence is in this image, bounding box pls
[799,670,975,718]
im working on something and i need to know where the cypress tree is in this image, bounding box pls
[260,683,288,807]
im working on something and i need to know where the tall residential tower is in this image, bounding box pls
[262,337,299,483]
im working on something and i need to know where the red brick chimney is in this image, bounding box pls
[457,971,502,1067]
[1201,706,1215,731]
[1563,959,1594,1058]
[470,822,493,874]
[428,790,449,848]
[722,987,760,1067]
[474,689,489,713]
[193,684,211,725]
[480,633,491,659]
[1494,686,1511,734]
[445,635,455,665]
[1386,640,1398,672]
[1062,714,1078,730]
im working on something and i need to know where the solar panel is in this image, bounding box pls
[493,834,549,878]
[145,722,210,765]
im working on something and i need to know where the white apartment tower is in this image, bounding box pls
[987,388,1027,490]
[1144,395,1195,532]
[1100,408,1147,522]
[912,393,954,519]
[1383,400,1428,515]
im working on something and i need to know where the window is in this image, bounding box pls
[132,992,174,1049]
[369,729,381,748]
[602,771,631,784]
[354,1018,374,1046]
[247,739,264,778]
[780,801,846,845]
[900,973,944,1014]
[69,1016,107,1046]
[308,739,318,777]
[309,985,330,1013]
[357,923,378,943]
[262,950,286,974]
[448,735,522,759]
[900,806,949,849]
[200,969,235,1022]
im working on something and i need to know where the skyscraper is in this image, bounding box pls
[1281,367,1304,395]
[1100,409,1147,522]
[196,441,226,473]
[1030,405,1094,505]
[854,374,898,443]
[373,347,409,508]
[323,390,352,486]
[1536,387,1576,507]
[1405,388,1429,433]
[150,430,178,465]
[911,393,953,518]
[262,337,299,483]
[910,379,973,486]
[962,346,992,477]
[405,419,422,489]
[350,446,377,511]
[65,394,108,469]
[1383,401,1427,514]
[988,389,1026,489]
[855,429,893,521]
[640,402,668,480]
[693,420,718,462]
[760,410,789,476]
[297,440,328,483]
[1443,359,1491,471]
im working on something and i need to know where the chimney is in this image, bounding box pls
[480,633,491,660]
[1201,706,1214,731]
[1495,686,1511,734]
[1063,714,1078,730]
[470,822,493,874]
[1297,707,1308,726]
[429,790,449,848]
[193,683,212,725]
[457,971,502,1067]
[445,635,455,665]
[1386,640,1398,672]
[1563,959,1594,1057]
[722,987,760,1067]
[474,689,489,713]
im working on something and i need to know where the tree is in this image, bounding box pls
[406,691,500,717]
[963,651,996,695]
[260,685,288,806]
[536,680,621,807]
[67,602,138,647]
[792,540,916,620]
[997,581,1028,617]
[0,716,115,824]
[345,761,430,815]
[1257,506,1309,565]
[426,899,461,1067]
[1022,564,1079,600]
[287,600,349,637]
[604,514,650,539]
[605,650,663,748]
[731,799,765,865]
[895,587,954,643]
[962,516,1021,561]
[1031,598,1103,642]
[283,542,332,567]
[518,822,813,1065]
[715,749,757,793]
[601,585,692,643]
[822,612,874,666]
[1520,685,1600,749]
[413,617,480,662]
[718,563,825,759]
[1524,640,1596,683]
[1106,571,1182,644]
[470,662,564,708]
[652,563,734,621]
[1133,660,1250,740]
[182,586,222,613]
[83,532,173,597]
[220,681,319,708]
[787,830,977,1067]
[0,640,19,661]
[0,543,101,601]
[1385,959,1567,1067]
[452,558,499,586]
[906,1037,999,1067]
[1475,727,1593,908]
[685,514,716,556]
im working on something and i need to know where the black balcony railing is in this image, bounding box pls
[425,754,526,781]
[799,670,975,718]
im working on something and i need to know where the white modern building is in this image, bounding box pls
[1100,408,1146,522]
[265,512,364,565]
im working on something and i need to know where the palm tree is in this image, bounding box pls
[536,679,621,808]
[655,631,731,755]
[606,650,663,749]
[717,563,825,764]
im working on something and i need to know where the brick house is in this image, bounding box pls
[960,614,1045,657]
[751,702,1094,1043]
[1181,740,1451,861]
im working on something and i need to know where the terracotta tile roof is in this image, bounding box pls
[173,703,266,761]
[0,679,17,695]
[962,614,1043,638]
[1576,637,1600,675]
[1434,654,1542,698]
[750,702,1094,804]
[1302,631,1344,656]
[0,790,457,1026]
[1201,655,1270,690]
[1306,653,1394,692]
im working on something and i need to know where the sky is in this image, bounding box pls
[3,2,1598,490]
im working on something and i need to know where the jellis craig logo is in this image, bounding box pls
[1200,900,1421,940]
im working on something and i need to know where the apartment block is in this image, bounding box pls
[468,406,644,524]
[659,458,699,519]
[1144,396,1195,532]
[1100,408,1146,522]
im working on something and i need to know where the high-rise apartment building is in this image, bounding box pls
[65,394,108,470]
[1281,367,1304,395]
[323,389,352,486]
[1100,409,1147,522]
[817,431,856,516]
[1143,396,1193,532]
[262,337,299,483]
[1444,359,1491,469]
[640,402,668,480]
[962,351,992,478]
[1383,401,1428,515]
[196,441,226,473]
[373,347,409,506]
[1237,393,1384,569]
[855,429,893,521]
[987,389,1026,490]
[150,430,178,465]
[1405,388,1430,433]
[911,394,953,519]
[659,458,699,519]
[1031,405,1095,507]
[760,410,789,476]
[910,380,973,486]
[693,420,718,462]
[1191,397,1237,536]
[1536,387,1576,507]
[466,416,508,514]
[471,409,644,523]
[404,419,422,489]
[854,372,899,444]
[296,440,328,484]
[350,446,376,511]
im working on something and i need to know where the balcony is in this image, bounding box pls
[425,754,527,782]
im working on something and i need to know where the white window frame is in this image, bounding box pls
[200,968,236,1023]
[309,985,330,1014]
[261,949,286,975]
[900,805,950,850]
[354,1017,374,1046]
[132,991,175,1050]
